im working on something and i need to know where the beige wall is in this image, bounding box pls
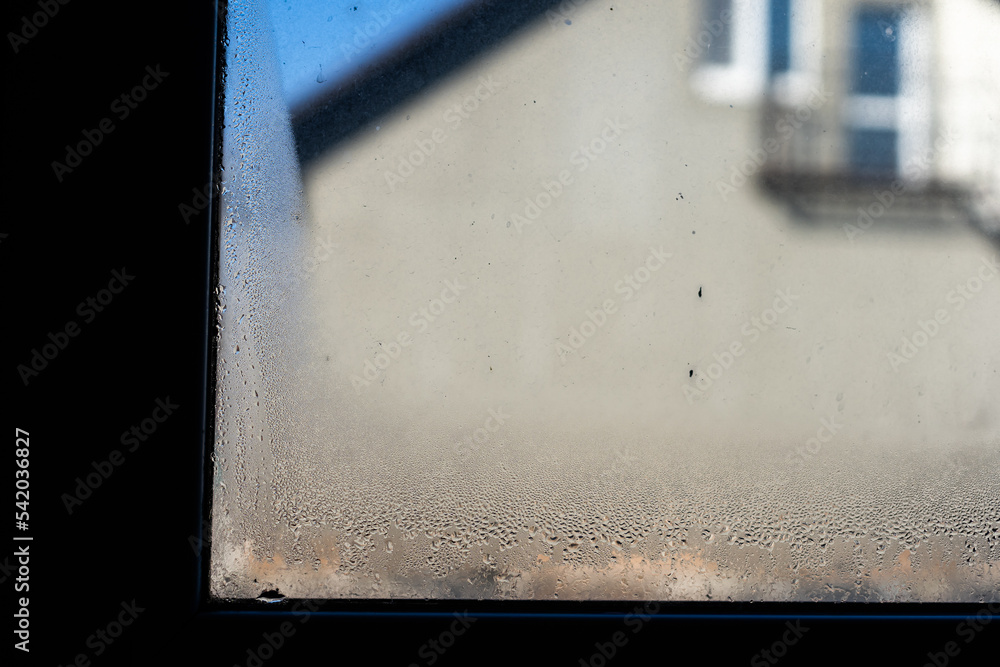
[297,0,999,449]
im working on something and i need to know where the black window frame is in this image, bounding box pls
[192,0,997,625]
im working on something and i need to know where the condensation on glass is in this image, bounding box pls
[211,0,1000,602]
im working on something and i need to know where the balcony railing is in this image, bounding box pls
[753,92,1000,238]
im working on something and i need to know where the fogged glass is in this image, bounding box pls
[210,0,1000,601]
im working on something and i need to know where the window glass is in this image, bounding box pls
[769,0,792,74]
[853,8,900,95]
[704,0,734,64]
[850,128,898,175]
[210,0,1000,602]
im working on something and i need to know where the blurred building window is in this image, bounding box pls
[844,6,924,177]
[704,0,734,64]
[853,7,900,95]
[693,0,820,104]
[850,127,898,175]
[768,0,792,74]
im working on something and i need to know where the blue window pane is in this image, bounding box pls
[704,0,733,64]
[769,0,791,74]
[853,9,899,95]
[850,129,898,175]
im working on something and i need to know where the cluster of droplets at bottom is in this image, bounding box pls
[211,435,999,602]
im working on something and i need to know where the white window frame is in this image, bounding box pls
[769,0,824,106]
[841,4,931,181]
[691,0,822,106]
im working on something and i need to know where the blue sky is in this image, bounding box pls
[268,0,479,111]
